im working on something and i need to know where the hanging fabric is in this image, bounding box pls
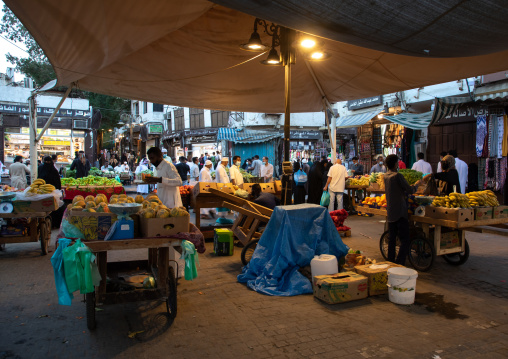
[478,158,486,190]
[498,115,504,159]
[482,118,490,158]
[498,157,508,192]
[476,114,487,157]
[503,114,508,157]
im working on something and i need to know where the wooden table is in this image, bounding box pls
[191,191,227,229]
[345,185,369,208]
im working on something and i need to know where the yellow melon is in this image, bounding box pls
[67,204,73,211]
[85,201,96,209]
[127,197,135,203]
[135,195,144,203]
[119,194,127,199]
[142,200,151,209]
[73,200,86,208]
[94,196,105,205]
[143,208,156,218]
[72,195,85,204]
[110,198,118,204]
[157,209,170,218]
[150,202,159,210]
[85,195,95,203]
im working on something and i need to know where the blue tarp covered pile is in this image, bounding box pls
[237,204,349,296]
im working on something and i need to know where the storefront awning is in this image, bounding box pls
[217,128,282,143]
[383,111,433,130]
[336,110,380,128]
[430,96,471,126]
[474,82,508,101]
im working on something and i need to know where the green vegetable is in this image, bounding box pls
[89,167,102,176]
[61,175,121,186]
[399,169,423,185]
[65,169,77,178]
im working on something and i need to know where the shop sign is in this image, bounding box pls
[162,130,181,140]
[282,130,321,140]
[438,105,488,125]
[183,128,219,137]
[43,140,71,146]
[148,124,163,134]
[347,96,383,110]
[0,103,90,118]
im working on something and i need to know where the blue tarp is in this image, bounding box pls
[237,204,349,296]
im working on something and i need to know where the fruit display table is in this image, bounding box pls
[345,185,369,208]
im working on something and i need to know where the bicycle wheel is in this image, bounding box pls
[86,291,96,330]
[443,239,470,265]
[166,266,177,319]
[379,231,400,261]
[241,239,259,265]
[408,236,434,272]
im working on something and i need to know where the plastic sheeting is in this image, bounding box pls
[237,204,349,296]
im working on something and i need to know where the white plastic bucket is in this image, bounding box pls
[387,267,418,305]
[311,254,338,279]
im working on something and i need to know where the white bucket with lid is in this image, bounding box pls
[387,267,418,305]
[311,254,338,279]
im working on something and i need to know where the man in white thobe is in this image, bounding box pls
[411,153,432,174]
[199,160,216,218]
[229,155,243,187]
[449,150,468,194]
[215,157,230,184]
[260,156,274,183]
[135,159,150,194]
[145,147,183,208]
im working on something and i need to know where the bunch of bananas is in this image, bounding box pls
[347,176,370,186]
[466,190,499,207]
[376,173,385,189]
[27,179,56,194]
[431,192,470,208]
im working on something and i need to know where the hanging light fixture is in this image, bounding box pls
[305,50,331,61]
[240,19,268,51]
[261,47,281,66]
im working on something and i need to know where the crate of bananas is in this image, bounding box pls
[26,179,56,195]
[431,192,471,208]
[466,190,500,207]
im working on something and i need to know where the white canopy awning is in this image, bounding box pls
[336,111,380,128]
[5,0,508,113]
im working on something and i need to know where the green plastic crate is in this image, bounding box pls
[214,228,234,256]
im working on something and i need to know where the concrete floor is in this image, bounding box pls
[0,211,507,359]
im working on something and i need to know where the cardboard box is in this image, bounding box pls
[493,205,508,219]
[241,183,255,192]
[139,215,190,237]
[192,182,217,197]
[313,272,368,304]
[68,211,117,241]
[274,180,282,193]
[12,197,58,214]
[354,262,404,296]
[214,228,234,256]
[439,230,461,249]
[260,183,276,194]
[425,206,473,222]
[474,207,494,220]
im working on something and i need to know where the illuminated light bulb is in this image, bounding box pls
[301,39,316,48]
[311,51,324,59]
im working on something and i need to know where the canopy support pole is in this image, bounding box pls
[36,85,73,142]
[304,60,338,161]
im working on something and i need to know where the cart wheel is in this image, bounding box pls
[86,291,96,330]
[408,235,435,272]
[166,266,177,319]
[39,219,49,255]
[241,239,259,265]
[443,239,470,266]
[379,231,400,261]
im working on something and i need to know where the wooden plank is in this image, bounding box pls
[0,212,49,218]
[233,228,248,243]
[463,226,508,236]
[157,247,169,291]
[413,215,508,229]
[209,188,273,216]
[242,216,255,232]
[97,252,107,298]
[148,248,157,268]
[86,237,181,252]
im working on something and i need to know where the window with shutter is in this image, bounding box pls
[153,103,164,112]
[174,108,185,130]
[190,108,205,128]
[211,110,230,127]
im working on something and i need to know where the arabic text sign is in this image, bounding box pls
[0,103,90,118]
[347,96,382,111]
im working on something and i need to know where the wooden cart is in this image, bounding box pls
[358,205,508,271]
[0,212,52,255]
[84,237,181,330]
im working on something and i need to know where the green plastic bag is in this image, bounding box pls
[63,239,101,294]
[180,240,199,280]
[320,190,330,207]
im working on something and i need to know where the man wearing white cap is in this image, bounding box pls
[161,148,172,163]
[215,157,230,184]
[199,160,216,218]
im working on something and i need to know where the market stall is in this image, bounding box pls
[61,176,125,201]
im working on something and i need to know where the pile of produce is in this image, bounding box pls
[362,194,386,208]
[369,172,385,188]
[240,169,255,183]
[26,179,56,194]
[466,190,500,207]
[88,167,102,176]
[179,185,194,196]
[1,184,21,192]
[138,194,189,218]
[398,169,423,185]
[234,189,249,199]
[346,176,370,186]
[61,175,121,187]
[141,169,154,176]
[329,209,350,232]
[431,193,470,208]
[65,169,77,178]
[68,193,111,212]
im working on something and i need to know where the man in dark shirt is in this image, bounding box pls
[175,156,190,185]
[383,154,422,265]
[250,183,280,210]
[350,157,364,176]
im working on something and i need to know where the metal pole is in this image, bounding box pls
[29,95,38,184]
[130,116,133,153]
[36,85,73,142]
[284,60,291,162]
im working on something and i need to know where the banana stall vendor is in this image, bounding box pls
[144,147,183,208]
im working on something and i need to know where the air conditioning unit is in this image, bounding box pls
[73,119,89,129]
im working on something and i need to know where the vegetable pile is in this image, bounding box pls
[88,167,102,176]
[62,175,121,186]
[398,169,423,185]
[346,176,370,186]
[329,209,350,232]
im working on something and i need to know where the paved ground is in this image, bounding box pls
[1,210,508,359]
